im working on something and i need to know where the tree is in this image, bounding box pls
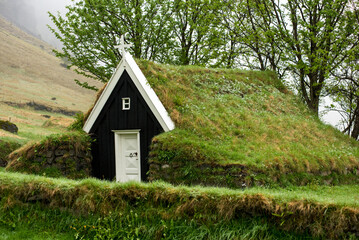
[49,0,227,89]
[49,0,174,89]
[327,0,359,139]
[221,0,287,76]
[329,63,359,139]
[224,0,359,115]
[169,0,225,66]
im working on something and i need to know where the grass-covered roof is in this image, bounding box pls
[132,60,359,186]
[86,59,359,186]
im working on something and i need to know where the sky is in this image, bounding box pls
[0,0,73,48]
[32,0,73,48]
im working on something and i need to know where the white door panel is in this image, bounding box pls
[114,130,141,182]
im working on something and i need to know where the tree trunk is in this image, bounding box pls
[351,102,359,140]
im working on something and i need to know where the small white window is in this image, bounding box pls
[122,98,130,110]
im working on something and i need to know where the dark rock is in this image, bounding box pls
[55,149,67,156]
[47,157,54,164]
[0,120,18,134]
[46,151,53,158]
[34,157,43,163]
[0,159,7,167]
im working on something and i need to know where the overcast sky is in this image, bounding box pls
[31,0,73,48]
[0,0,74,48]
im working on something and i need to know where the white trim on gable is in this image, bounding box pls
[83,52,175,133]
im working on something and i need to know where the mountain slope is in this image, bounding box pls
[0,16,99,142]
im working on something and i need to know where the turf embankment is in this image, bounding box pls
[5,132,92,179]
[0,171,359,239]
[128,60,359,187]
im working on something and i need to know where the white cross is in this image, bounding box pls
[114,35,133,55]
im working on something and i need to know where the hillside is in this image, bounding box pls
[0,16,99,143]
[131,60,359,187]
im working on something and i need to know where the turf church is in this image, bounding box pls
[83,35,175,182]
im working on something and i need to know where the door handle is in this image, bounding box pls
[126,152,138,158]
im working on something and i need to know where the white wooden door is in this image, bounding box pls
[114,130,141,182]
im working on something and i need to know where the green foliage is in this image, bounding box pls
[222,0,359,114]
[68,112,85,131]
[48,0,230,89]
[49,0,359,119]
[48,0,175,88]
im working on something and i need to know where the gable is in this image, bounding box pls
[83,52,175,133]
[89,70,164,133]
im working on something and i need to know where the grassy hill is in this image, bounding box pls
[0,16,99,144]
[130,60,359,187]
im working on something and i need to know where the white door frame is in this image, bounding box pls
[113,130,141,182]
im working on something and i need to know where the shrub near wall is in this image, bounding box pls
[6,132,92,179]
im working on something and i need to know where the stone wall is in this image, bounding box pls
[148,140,250,188]
[6,133,92,179]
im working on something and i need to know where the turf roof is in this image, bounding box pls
[86,58,359,185]
[135,60,359,176]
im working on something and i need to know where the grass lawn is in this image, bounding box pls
[0,171,358,239]
[0,226,72,240]
[0,196,315,240]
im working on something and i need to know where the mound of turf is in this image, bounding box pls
[6,132,92,179]
[0,171,359,239]
[133,60,359,187]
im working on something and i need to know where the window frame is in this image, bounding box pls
[122,97,130,110]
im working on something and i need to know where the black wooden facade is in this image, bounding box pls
[89,70,164,181]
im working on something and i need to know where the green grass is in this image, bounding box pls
[0,226,72,240]
[3,170,359,208]
[0,203,314,240]
[0,104,75,145]
[0,171,358,238]
[134,60,359,186]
